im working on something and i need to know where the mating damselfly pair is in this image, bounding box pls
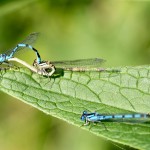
[0,32,119,76]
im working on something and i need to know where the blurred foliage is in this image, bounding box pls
[0,0,149,150]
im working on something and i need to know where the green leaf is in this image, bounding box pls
[0,66,150,150]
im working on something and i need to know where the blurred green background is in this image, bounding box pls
[0,0,149,150]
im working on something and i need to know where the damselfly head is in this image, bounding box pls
[80,111,88,121]
[83,111,88,115]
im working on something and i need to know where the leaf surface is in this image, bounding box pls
[0,66,150,150]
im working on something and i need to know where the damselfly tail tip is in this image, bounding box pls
[147,113,150,117]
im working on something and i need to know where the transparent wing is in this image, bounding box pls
[51,58,106,69]
[5,32,39,55]
[21,32,39,45]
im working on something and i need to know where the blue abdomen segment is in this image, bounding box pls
[100,114,149,120]
[0,54,6,63]
[0,33,42,64]
[16,44,41,64]
[0,44,41,64]
[114,114,148,119]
